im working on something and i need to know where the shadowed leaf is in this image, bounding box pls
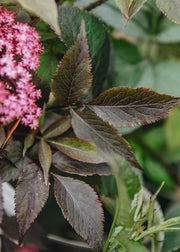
[15,159,49,243]
[71,110,142,170]
[53,151,111,176]
[23,133,35,157]
[38,139,52,184]
[50,137,104,163]
[51,20,92,106]
[0,177,3,224]
[53,174,104,250]
[58,5,110,98]
[88,87,180,128]
[42,115,71,138]
[0,127,6,147]
[115,0,147,23]
[156,0,180,24]
[16,0,60,34]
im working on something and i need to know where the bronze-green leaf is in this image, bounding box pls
[0,177,3,224]
[156,0,180,24]
[23,133,35,157]
[115,0,147,23]
[38,139,52,184]
[42,115,71,138]
[0,127,6,147]
[53,151,111,176]
[88,87,180,128]
[71,110,142,170]
[53,174,104,250]
[49,137,104,163]
[15,159,49,243]
[51,20,92,106]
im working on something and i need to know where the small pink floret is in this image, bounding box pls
[0,7,43,129]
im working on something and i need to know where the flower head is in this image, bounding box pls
[0,7,43,129]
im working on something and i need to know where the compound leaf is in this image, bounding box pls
[88,87,180,128]
[53,174,104,250]
[15,159,49,243]
[51,20,92,106]
[156,0,180,24]
[38,139,52,184]
[53,151,111,176]
[71,110,142,170]
[50,137,104,164]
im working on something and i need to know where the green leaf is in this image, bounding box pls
[156,0,180,24]
[136,216,180,241]
[115,0,147,23]
[23,133,35,157]
[165,105,180,151]
[135,60,180,97]
[42,115,71,138]
[49,137,104,163]
[38,139,52,185]
[53,174,104,250]
[0,177,3,224]
[163,203,180,252]
[88,87,180,128]
[36,42,59,88]
[156,18,180,43]
[15,159,49,243]
[58,5,110,98]
[52,151,111,176]
[16,0,60,34]
[51,20,92,106]
[0,127,6,147]
[71,109,142,170]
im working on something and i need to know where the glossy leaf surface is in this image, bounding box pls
[51,20,92,106]
[156,0,180,24]
[15,159,49,243]
[16,0,60,34]
[71,110,142,170]
[50,137,104,163]
[53,151,111,176]
[53,174,104,250]
[88,87,180,128]
[38,139,52,184]
[42,115,71,138]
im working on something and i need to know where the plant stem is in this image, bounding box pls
[1,119,21,149]
[82,0,108,11]
[103,167,123,252]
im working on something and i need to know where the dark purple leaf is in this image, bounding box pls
[53,151,111,176]
[51,20,92,106]
[71,110,142,170]
[88,87,180,128]
[53,174,104,250]
[15,159,49,243]
[38,139,52,184]
[0,127,6,147]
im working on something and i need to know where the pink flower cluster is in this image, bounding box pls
[0,7,43,129]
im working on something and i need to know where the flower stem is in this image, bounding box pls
[1,119,21,149]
